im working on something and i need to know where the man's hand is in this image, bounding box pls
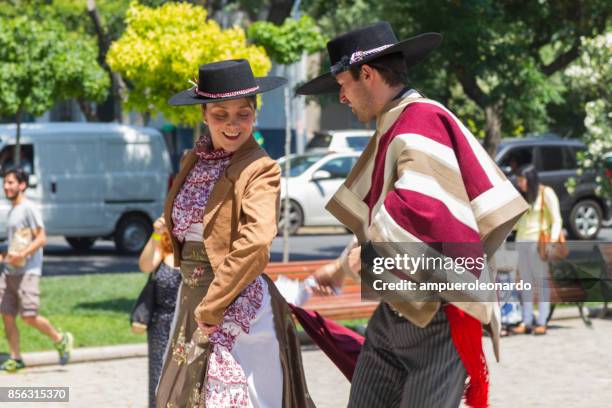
[310,260,345,296]
[6,252,26,267]
[347,246,361,276]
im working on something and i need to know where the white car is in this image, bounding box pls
[305,129,373,153]
[277,152,360,234]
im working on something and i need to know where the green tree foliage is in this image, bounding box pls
[303,0,609,155]
[565,33,612,198]
[107,2,271,126]
[1,0,170,122]
[0,14,109,163]
[247,16,327,65]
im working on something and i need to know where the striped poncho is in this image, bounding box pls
[327,91,528,407]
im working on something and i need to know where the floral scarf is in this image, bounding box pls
[172,134,233,241]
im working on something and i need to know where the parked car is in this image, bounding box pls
[495,135,611,240]
[0,123,173,253]
[306,129,374,153]
[603,152,612,228]
[277,152,360,234]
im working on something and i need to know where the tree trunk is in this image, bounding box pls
[267,0,294,24]
[77,98,98,121]
[483,103,503,158]
[96,73,126,123]
[13,108,22,167]
[87,0,126,122]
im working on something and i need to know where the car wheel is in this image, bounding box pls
[569,199,602,240]
[278,199,303,236]
[114,215,152,254]
[65,237,96,252]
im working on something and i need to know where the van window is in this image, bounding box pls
[0,144,34,175]
[499,146,533,174]
[567,146,585,169]
[538,146,576,171]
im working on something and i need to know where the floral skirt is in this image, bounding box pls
[155,242,314,408]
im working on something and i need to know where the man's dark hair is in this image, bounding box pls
[3,167,29,187]
[349,53,408,87]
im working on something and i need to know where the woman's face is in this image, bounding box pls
[517,176,528,192]
[203,98,255,152]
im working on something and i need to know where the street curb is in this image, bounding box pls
[15,308,588,369]
[19,343,147,368]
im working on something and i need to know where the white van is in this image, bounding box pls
[0,123,172,254]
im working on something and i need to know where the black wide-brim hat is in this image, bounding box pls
[296,22,442,95]
[169,59,287,106]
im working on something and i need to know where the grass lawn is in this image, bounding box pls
[0,272,369,354]
[0,273,148,353]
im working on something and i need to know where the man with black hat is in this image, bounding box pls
[299,22,528,407]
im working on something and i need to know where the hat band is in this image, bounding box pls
[330,44,394,75]
[193,85,260,99]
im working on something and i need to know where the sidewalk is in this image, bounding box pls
[1,317,611,407]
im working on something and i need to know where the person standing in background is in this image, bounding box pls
[513,164,562,335]
[0,168,73,372]
[138,216,181,408]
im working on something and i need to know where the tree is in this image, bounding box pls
[303,0,610,155]
[565,33,612,198]
[2,0,171,122]
[248,16,327,261]
[107,2,271,132]
[247,15,327,65]
[0,15,109,164]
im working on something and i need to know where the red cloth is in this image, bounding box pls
[445,305,489,408]
[289,305,364,381]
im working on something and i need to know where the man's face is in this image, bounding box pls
[3,174,25,201]
[335,69,376,123]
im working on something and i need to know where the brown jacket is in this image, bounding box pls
[164,136,281,325]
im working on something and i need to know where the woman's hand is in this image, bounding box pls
[195,319,218,336]
[153,216,166,235]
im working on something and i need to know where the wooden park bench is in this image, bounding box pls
[264,259,379,321]
[546,242,612,326]
[598,242,612,316]
[546,272,590,326]
[266,243,612,326]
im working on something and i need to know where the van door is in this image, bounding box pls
[37,137,106,235]
[102,131,165,205]
[0,144,41,239]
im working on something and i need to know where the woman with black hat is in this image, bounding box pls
[156,59,314,408]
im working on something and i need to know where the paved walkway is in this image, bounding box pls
[1,318,611,407]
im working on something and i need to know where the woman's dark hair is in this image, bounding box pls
[518,164,539,204]
[3,167,29,187]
